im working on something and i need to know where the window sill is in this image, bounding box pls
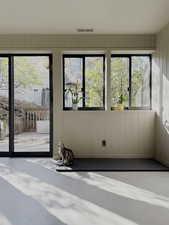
[63,107,105,111]
[111,107,152,111]
[63,107,152,111]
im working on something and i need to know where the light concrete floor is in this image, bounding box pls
[0,158,169,225]
[0,132,49,152]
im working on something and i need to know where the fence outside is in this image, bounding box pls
[24,108,49,132]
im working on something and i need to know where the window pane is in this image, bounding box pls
[64,58,83,107]
[131,56,150,107]
[85,57,104,107]
[0,58,9,152]
[14,56,50,152]
[111,57,129,107]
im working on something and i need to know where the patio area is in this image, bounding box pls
[0,132,49,152]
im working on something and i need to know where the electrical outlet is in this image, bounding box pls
[102,140,106,147]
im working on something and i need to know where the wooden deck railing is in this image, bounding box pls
[24,108,49,131]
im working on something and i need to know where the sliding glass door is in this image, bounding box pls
[0,54,53,157]
[0,57,9,153]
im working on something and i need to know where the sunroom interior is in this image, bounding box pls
[1,1,169,225]
[0,35,168,170]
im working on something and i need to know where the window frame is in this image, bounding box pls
[0,53,53,157]
[111,54,152,110]
[63,54,105,110]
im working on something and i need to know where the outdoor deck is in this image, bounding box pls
[0,132,49,152]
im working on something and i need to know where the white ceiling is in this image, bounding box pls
[0,0,169,34]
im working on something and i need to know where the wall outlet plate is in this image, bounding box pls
[102,140,106,147]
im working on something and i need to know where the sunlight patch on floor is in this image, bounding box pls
[0,163,138,225]
[0,212,12,225]
[61,171,169,210]
[26,158,169,210]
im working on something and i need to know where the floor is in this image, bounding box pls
[0,158,169,225]
[0,132,49,152]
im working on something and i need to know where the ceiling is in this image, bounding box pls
[0,0,169,34]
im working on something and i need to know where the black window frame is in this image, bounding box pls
[0,53,53,157]
[63,54,105,110]
[111,54,152,110]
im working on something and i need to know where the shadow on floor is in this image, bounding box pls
[0,158,168,225]
[0,175,67,225]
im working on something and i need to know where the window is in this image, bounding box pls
[111,55,151,109]
[111,57,129,107]
[131,56,151,107]
[63,55,105,110]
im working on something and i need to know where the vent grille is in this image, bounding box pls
[77,28,94,33]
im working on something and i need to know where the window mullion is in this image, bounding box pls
[103,55,106,110]
[129,56,132,108]
[82,56,85,108]
[150,56,152,110]
[9,56,14,155]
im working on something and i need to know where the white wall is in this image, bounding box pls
[58,111,155,158]
[0,34,156,158]
[152,22,169,166]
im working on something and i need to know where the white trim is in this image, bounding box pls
[111,50,155,54]
[0,50,52,54]
[0,34,156,49]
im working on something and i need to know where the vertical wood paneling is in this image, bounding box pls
[153,22,169,166]
[60,111,155,158]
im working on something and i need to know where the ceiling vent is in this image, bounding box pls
[77,28,94,33]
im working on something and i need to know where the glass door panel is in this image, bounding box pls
[0,57,9,152]
[14,56,50,153]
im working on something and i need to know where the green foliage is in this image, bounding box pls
[14,57,43,88]
[118,94,126,105]
[0,57,45,89]
[111,57,149,107]
[131,57,146,106]
[65,80,83,104]
[111,58,129,106]
[85,58,103,107]
[69,56,149,108]
[0,58,8,88]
